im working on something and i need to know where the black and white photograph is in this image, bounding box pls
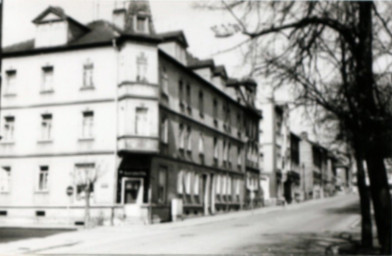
[0,0,391,255]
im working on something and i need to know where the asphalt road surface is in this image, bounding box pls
[31,194,359,255]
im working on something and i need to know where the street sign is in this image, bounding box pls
[66,186,74,196]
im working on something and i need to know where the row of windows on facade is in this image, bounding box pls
[4,63,94,94]
[0,164,94,198]
[2,112,94,142]
[156,168,258,205]
[177,170,242,197]
[161,69,258,139]
[4,53,150,94]
[159,117,258,166]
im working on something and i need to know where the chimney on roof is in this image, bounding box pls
[300,131,308,140]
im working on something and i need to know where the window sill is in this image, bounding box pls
[34,190,49,194]
[79,137,94,142]
[37,139,53,144]
[40,90,54,94]
[3,93,17,98]
[80,86,95,91]
[0,141,15,145]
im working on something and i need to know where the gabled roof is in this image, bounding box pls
[3,19,161,56]
[32,6,90,33]
[32,6,66,23]
[158,30,188,48]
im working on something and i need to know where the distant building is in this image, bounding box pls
[282,132,302,203]
[0,2,261,225]
[299,132,334,200]
[258,99,289,204]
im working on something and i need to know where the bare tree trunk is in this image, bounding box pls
[365,152,392,254]
[356,2,392,253]
[354,151,373,248]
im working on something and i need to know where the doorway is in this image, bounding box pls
[122,178,143,217]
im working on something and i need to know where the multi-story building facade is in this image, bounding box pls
[281,132,301,203]
[299,132,334,200]
[0,2,261,225]
[259,99,289,204]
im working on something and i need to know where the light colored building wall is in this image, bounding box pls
[0,154,116,207]
[2,47,117,106]
[299,138,313,197]
[0,47,119,223]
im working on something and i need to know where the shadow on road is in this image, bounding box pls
[323,201,359,215]
[239,231,361,255]
[0,228,74,244]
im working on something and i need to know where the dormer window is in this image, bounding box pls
[136,16,148,33]
[33,6,90,48]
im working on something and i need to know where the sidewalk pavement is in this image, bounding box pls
[0,194,356,255]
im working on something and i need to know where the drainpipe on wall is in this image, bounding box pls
[112,37,120,226]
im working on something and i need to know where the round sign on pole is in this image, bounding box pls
[66,186,74,196]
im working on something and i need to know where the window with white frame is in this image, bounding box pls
[213,137,218,160]
[177,170,184,194]
[223,141,227,162]
[42,66,54,92]
[237,146,242,166]
[235,179,241,201]
[216,175,221,195]
[136,16,148,33]
[38,166,49,192]
[160,116,169,144]
[82,111,94,138]
[235,179,240,195]
[83,61,94,88]
[75,163,95,199]
[41,114,52,141]
[0,167,11,192]
[161,67,168,95]
[135,107,148,136]
[185,172,192,194]
[194,173,199,195]
[221,175,226,196]
[198,133,204,155]
[136,52,148,82]
[227,176,231,196]
[186,126,192,152]
[227,143,231,163]
[179,124,185,150]
[3,116,15,142]
[5,70,16,94]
